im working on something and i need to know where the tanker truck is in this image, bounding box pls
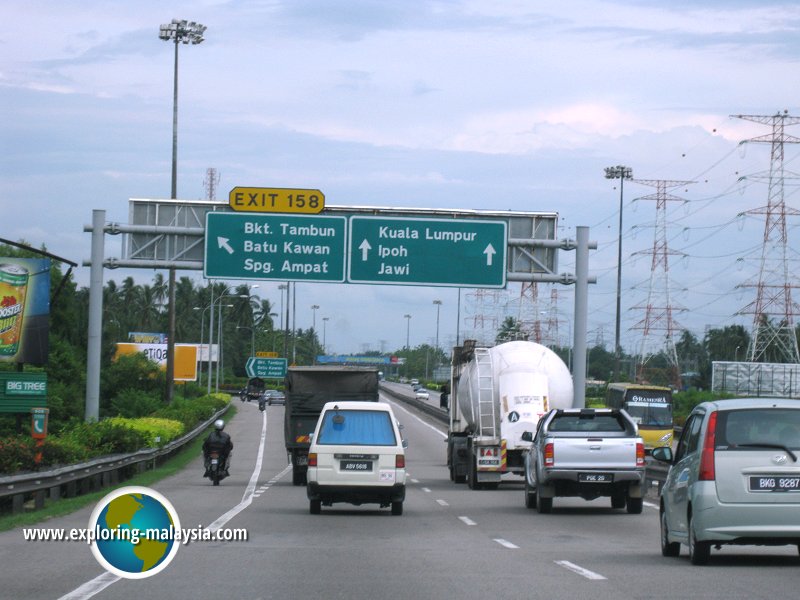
[446,339,574,489]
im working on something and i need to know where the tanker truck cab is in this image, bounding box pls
[306,401,407,515]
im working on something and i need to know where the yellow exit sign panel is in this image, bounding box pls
[229,187,325,214]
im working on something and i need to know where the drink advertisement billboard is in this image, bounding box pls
[0,258,50,365]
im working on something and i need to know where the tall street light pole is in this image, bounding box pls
[159,19,205,403]
[322,317,329,354]
[311,304,319,364]
[604,165,633,382]
[433,300,442,376]
[404,314,411,349]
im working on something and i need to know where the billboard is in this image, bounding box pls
[115,343,199,382]
[0,258,50,365]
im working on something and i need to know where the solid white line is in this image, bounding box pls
[493,538,519,549]
[459,516,477,526]
[554,560,607,580]
[58,572,120,600]
[386,397,447,439]
[436,499,449,506]
[59,409,276,600]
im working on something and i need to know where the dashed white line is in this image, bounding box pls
[421,487,431,493]
[436,499,449,506]
[644,500,658,509]
[554,560,607,580]
[410,478,420,484]
[493,538,519,549]
[459,516,477,526]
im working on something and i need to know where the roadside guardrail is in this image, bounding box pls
[0,405,229,515]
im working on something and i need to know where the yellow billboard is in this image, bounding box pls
[115,343,198,381]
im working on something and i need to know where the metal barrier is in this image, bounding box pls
[0,405,229,514]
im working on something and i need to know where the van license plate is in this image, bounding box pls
[749,476,800,492]
[578,473,613,483]
[341,460,372,472]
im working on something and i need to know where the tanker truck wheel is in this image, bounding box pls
[467,455,483,490]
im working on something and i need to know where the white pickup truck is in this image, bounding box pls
[522,408,646,514]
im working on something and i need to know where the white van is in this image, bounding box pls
[306,401,407,515]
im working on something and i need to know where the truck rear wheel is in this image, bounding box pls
[466,455,482,490]
[536,496,552,514]
[626,495,643,514]
[292,467,306,486]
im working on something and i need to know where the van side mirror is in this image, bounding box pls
[651,446,673,463]
[521,431,533,442]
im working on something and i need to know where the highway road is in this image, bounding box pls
[1,392,797,600]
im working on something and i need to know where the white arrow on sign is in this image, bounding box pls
[359,239,372,261]
[484,243,496,266]
[218,237,234,255]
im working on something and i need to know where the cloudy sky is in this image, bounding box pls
[3,1,800,359]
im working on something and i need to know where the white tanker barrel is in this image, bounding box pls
[456,341,574,443]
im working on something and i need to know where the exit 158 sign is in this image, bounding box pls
[347,216,507,287]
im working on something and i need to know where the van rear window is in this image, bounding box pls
[316,410,397,446]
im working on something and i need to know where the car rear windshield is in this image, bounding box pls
[718,408,800,450]
[316,410,397,446]
[548,412,629,433]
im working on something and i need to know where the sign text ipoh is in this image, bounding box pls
[204,213,347,282]
[348,216,507,287]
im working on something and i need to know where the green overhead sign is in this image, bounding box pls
[204,213,347,282]
[347,216,507,287]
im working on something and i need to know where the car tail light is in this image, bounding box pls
[636,442,645,467]
[698,411,718,481]
[396,455,405,468]
[544,442,554,467]
[308,453,317,467]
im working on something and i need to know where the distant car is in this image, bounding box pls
[306,401,407,515]
[410,378,420,386]
[653,397,800,565]
[265,390,285,406]
[415,389,430,400]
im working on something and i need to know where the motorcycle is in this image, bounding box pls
[205,451,229,486]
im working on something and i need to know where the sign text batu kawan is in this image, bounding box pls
[229,187,325,214]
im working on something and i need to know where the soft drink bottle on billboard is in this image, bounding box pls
[0,264,29,357]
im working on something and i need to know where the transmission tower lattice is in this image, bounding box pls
[733,112,800,364]
[203,168,221,201]
[630,179,692,387]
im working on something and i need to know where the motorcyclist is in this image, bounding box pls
[203,419,233,477]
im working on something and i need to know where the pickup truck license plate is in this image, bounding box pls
[341,460,373,472]
[749,476,800,492]
[578,472,613,483]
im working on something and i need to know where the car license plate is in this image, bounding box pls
[341,460,372,472]
[749,476,800,492]
[578,472,613,483]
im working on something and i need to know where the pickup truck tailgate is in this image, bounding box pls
[552,436,639,469]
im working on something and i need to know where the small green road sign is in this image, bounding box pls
[246,357,288,379]
[0,373,47,413]
[205,213,347,282]
[347,216,507,287]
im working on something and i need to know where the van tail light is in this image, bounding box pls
[544,442,554,467]
[308,453,317,467]
[698,411,718,481]
[636,442,645,467]
[395,455,405,469]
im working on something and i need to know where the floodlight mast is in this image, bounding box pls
[604,165,633,382]
[159,18,205,403]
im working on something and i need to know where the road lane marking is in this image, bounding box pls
[410,478,419,484]
[554,560,607,580]
[59,409,275,600]
[386,397,447,438]
[494,539,519,549]
[436,499,449,506]
[644,501,658,509]
[422,487,431,493]
[459,516,477,526]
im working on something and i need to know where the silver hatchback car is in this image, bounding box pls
[653,398,800,565]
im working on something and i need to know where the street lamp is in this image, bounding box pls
[311,304,320,364]
[604,165,633,382]
[322,317,329,354]
[404,314,412,350]
[433,300,442,352]
[159,19,205,403]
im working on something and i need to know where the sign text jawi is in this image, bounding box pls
[348,216,507,287]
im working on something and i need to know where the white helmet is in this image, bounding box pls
[214,419,225,431]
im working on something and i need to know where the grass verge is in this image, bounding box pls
[0,405,236,532]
